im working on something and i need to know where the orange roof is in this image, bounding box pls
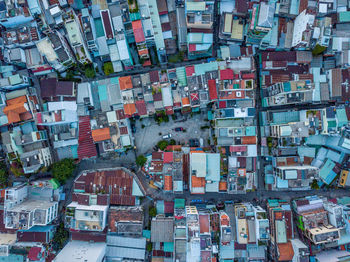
[124,103,136,116]
[164,175,173,191]
[219,181,227,191]
[191,176,205,188]
[182,97,190,106]
[138,49,149,56]
[278,242,294,261]
[165,145,182,151]
[119,76,133,90]
[242,136,257,144]
[91,127,110,142]
[3,95,30,124]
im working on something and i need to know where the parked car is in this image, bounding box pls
[131,123,136,133]
[162,134,172,139]
[174,127,183,132]
[189,139,199,147]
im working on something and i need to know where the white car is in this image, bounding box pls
[162,134,172,139]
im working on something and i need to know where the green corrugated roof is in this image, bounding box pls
[174,198,185,208]
[49,178,60,189]
[176,67,187,87]
[339,11,350,22]
[272,111,300,124]
[194,62,218,76]
[336,108,348,127]
[186,1,206,11]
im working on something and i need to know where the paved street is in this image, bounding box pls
[134,111,210,155]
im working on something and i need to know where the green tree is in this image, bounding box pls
[149,206,157,217]
[103,62,114,76]
[311,179,319,189]
[157,140,169,151]
[169,139,176,145]
[84,65,96,78]
[146,242,153,252]
[136,155,147,167]
[51,158,76,184]
[52,222,69,251]
[0,163,8,188]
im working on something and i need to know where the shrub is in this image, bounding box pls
[136,155,147,167]
[103,62,114,76]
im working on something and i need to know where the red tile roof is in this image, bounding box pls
[164,201,174,214]
[78,116,97,160]
[119,126,128,135]
[163,152,173,163]
[152,152,163,160]
[28,247,42,261]
[278,242,294,261]
[164,175,172,191]
[71,230,107,242]
[219,101,227,108]
[208,79,217,100]
[199,214,209,233]
[165,106,174,115]
[132,20,145,43]
[189,44,196,52]
[101,10,113,39]
[186,66,195,77]
[149,70,160,83]
[74,169,137,205]
[135,100,147,116]
[116,109,126,120]
[220,69,234,80]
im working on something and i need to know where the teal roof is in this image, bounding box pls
[319,159,337,185]
[130,13,141,21]
[339,11,350,22]
[337,196,350,206]
[98,84,108,102]
[132,179,144,196]
[265,174,274,184]
[142,230,151,239]
[110,77,119,84]
[272,111,299,124]
[71,145,78,159]
[246,126,256,136]
[298,146,316,158]
[194,61,218,76]
[208,110,213,120]
[156,200,165,214]
[336,108,348,127]
[164,242,174,252]
[306,135,327,146]
[276,177,289,189]
[283,82,291,92]
[176,67,187,87]
[220,241,235,259]
[174,198,185,208]
[326,150,343,163]
[206,153,220,182]
[94,18,105,38]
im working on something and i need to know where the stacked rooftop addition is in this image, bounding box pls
[185,0,214,59]
[292,196,343,246]
[4,182,59,230]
